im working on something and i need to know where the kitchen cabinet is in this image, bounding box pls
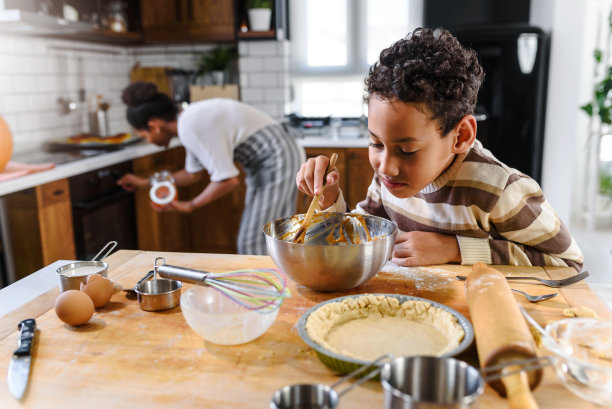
[2,179,76,281]
[345,147,374,209]
[295,147,372,214]
[140,0,235,43]
[132,146,246,254]
[132,147,189,252]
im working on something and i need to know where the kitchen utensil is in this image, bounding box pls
[296,294,474,374]
[264,212,397,291]
[123,270,154,295]
[155,257,290,313]
[522,307,612,407]
[270,355,389,409]
[134,259,182,311]
[56,241,117,292]
[271,354,550,409]
[456,270,589,287]
[511,288,558,302]
[465,262,542,409]
[293,152,338,243]
[180,285,279,345]
[7,319,36,400]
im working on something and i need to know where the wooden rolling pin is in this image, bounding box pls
[466,262,543,409]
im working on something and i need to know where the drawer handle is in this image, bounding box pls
[53,189,64,196]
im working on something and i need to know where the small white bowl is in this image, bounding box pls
[180,285,279,345]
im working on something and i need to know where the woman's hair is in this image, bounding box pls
[121,81,178,130]
[365,27,485,136]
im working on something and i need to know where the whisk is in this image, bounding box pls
[153,257,290,313]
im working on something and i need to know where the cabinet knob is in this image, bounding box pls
[52,189,64,196]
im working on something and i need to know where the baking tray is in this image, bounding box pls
[297,293,474,374]
[45,133,143,151]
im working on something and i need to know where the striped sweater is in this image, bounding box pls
[327,141,584,272]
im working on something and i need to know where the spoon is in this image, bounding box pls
[293,153,339,243]
[511,288,558,303]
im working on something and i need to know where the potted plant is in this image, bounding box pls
[247,0,273,32]
[580,10,612,227]
[196,45,238,85]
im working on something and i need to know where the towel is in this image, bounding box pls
[0,161,55,182]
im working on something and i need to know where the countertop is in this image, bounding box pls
[0,250,609,408]
[0,136,368,197]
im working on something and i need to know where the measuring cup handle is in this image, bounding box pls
[91,241,118,261]
[332,354,392,398]
[156,264,210,285]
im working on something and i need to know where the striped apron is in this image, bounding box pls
[233,124,305,255]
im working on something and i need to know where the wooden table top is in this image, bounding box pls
[0,250,610,409]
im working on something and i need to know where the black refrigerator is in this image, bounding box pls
[449,25,550,183]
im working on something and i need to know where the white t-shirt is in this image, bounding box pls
[177,98,276,182]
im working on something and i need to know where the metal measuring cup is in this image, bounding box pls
[56,241,118,292]
[134,257,182,311]
[380,355,553,409]
[270,355,390,409]
[271,355,552,409]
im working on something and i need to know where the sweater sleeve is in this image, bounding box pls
[463,174,584,272]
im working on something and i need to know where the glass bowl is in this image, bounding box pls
[542,318,612,406]
[180,285,279,345]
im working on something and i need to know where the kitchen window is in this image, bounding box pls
[288,0,423,117]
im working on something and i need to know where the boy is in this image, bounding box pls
[296,27,583,271]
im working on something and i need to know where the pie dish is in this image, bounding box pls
[297,294,474,373]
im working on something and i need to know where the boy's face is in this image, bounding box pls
[367,96,458,198]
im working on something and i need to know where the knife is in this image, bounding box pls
[7,319,36,400]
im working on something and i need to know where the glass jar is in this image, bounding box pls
[105,1,127,33]
[149,171,177,208]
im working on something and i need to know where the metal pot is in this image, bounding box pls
[56,241,117,292]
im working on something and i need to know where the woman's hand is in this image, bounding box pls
[150,200,194,213]
[117,173,148,191]
[296,155,340,210]
[392,231,462,266]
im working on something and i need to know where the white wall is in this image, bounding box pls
[531,0,601,227]
[0,35,290,155]
[0,35,131,154]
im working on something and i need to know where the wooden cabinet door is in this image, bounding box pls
[187,0,235,42]
[140,0,190,43]
[186,167,246,254]
[295,148,347,214]
[132,147,189,252]
[4,179,76,280]
[346,148,374,209]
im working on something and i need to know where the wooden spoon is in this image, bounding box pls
[293,153,339,243]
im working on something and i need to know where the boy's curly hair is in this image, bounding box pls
[365,27,484,136]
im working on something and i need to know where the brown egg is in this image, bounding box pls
[55,290,94,326]
[80,274,114,308]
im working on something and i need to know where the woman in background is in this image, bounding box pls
[118,81,305,255]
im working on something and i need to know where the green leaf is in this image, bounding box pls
[601,107,612,124]
[595,49,603,63]
[581,103,594,116]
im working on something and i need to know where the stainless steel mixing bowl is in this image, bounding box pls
[263,212,398,291]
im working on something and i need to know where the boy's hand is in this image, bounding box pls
[392,231,461,266]
[296,155,340,210]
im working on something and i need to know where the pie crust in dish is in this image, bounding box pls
[305,294,465,361]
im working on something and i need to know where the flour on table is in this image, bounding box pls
[380,261,456,290]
